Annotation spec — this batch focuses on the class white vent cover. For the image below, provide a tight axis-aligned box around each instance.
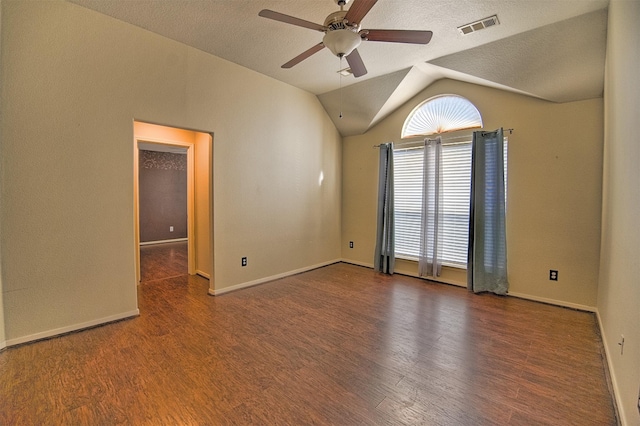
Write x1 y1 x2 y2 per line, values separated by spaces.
458 15 500 35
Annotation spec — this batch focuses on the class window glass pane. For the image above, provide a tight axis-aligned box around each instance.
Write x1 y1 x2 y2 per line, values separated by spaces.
393 148 423 258
393 143 473 266
441 142 472 266
394 140 507 269
504 137 508 207
394 104 508 271
402 95 483 138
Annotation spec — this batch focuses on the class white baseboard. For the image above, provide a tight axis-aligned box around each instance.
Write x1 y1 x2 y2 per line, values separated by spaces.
595 309 624 425
0 340 6 352
139 238 187 246
339 259 468 288
196 270 211 279
340 259 374 269
507 291 596 312
209 259 341 296
208 258 598 312
5 309 140 347
341 259 597 311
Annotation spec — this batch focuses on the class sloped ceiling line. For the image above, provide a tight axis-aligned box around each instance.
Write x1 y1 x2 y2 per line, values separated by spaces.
68 0 609 136
318 8 608 136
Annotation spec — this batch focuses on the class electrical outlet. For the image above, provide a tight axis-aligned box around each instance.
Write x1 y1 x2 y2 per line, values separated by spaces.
349 241 354 249
169 226 174 232
241 257 247 267
549 270 558 281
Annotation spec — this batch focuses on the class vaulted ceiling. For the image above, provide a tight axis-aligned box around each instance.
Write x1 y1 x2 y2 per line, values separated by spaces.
68 0 609 136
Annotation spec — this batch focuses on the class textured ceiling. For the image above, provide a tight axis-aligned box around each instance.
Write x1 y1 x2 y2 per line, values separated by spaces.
430 9 608 103
68 0 609 136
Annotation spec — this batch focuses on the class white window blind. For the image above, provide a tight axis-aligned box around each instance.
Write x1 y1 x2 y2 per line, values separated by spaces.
393 139 507 268
394 148 423 258
440 142 472 266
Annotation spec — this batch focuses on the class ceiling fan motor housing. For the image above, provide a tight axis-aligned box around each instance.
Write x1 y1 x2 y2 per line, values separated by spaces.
324 11 350 28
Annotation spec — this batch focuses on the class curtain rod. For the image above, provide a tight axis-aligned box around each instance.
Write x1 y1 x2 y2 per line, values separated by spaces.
373 128 514 148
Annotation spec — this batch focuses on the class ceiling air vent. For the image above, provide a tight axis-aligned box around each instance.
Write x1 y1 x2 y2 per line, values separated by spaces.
337 67 353 77
458 15 499 35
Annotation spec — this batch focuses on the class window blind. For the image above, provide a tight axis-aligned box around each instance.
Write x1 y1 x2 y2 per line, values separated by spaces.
440 142 472 266
393 148 423 258
393 139 507 269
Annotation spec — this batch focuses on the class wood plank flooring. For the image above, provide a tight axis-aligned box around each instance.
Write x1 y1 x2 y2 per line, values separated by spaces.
139 241 188 282
0 256 617 424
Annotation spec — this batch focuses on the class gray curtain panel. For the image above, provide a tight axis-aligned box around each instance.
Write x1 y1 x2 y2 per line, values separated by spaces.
374 143 395 274
468 129 509 294
418 137 443 278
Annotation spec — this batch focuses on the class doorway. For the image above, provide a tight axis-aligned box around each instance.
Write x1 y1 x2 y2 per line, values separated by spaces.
133 121 213 285
138 142 190 281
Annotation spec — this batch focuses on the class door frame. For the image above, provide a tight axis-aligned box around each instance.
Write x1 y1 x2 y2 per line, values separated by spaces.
134 138 196 282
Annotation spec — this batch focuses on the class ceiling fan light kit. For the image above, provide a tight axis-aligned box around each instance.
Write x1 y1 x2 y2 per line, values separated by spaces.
323 29 362 57
259 0 433 78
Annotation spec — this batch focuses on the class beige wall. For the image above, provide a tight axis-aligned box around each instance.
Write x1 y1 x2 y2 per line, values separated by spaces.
342 78 604 309
194 132 213 279
0 1 341 342
0 0 5 349
598 0 640 424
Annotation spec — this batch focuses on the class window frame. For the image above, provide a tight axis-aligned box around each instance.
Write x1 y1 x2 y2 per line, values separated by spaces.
401 94 483 139
393 133 508 270
393 135 474 269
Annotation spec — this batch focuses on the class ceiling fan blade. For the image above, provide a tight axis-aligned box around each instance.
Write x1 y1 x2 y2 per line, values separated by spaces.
282 43 325 69
362 29 433 44
344 0 379 25
346 48 367 77
259 9 326 32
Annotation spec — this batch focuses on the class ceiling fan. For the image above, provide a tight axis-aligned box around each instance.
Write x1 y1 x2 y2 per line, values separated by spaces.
258 0 433 78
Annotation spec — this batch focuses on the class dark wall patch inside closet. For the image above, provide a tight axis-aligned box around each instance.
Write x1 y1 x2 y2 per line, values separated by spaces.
139 150 187 242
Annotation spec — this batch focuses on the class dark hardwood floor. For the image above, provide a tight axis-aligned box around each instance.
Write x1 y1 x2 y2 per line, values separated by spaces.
139 241 188 282
0 255 616 424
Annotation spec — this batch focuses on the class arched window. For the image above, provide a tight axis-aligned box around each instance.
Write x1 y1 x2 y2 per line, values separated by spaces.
401 94 483 138
394 95 505 269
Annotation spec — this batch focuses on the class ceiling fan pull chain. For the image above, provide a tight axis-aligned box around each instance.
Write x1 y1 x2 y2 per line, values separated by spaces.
339 56 343 119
